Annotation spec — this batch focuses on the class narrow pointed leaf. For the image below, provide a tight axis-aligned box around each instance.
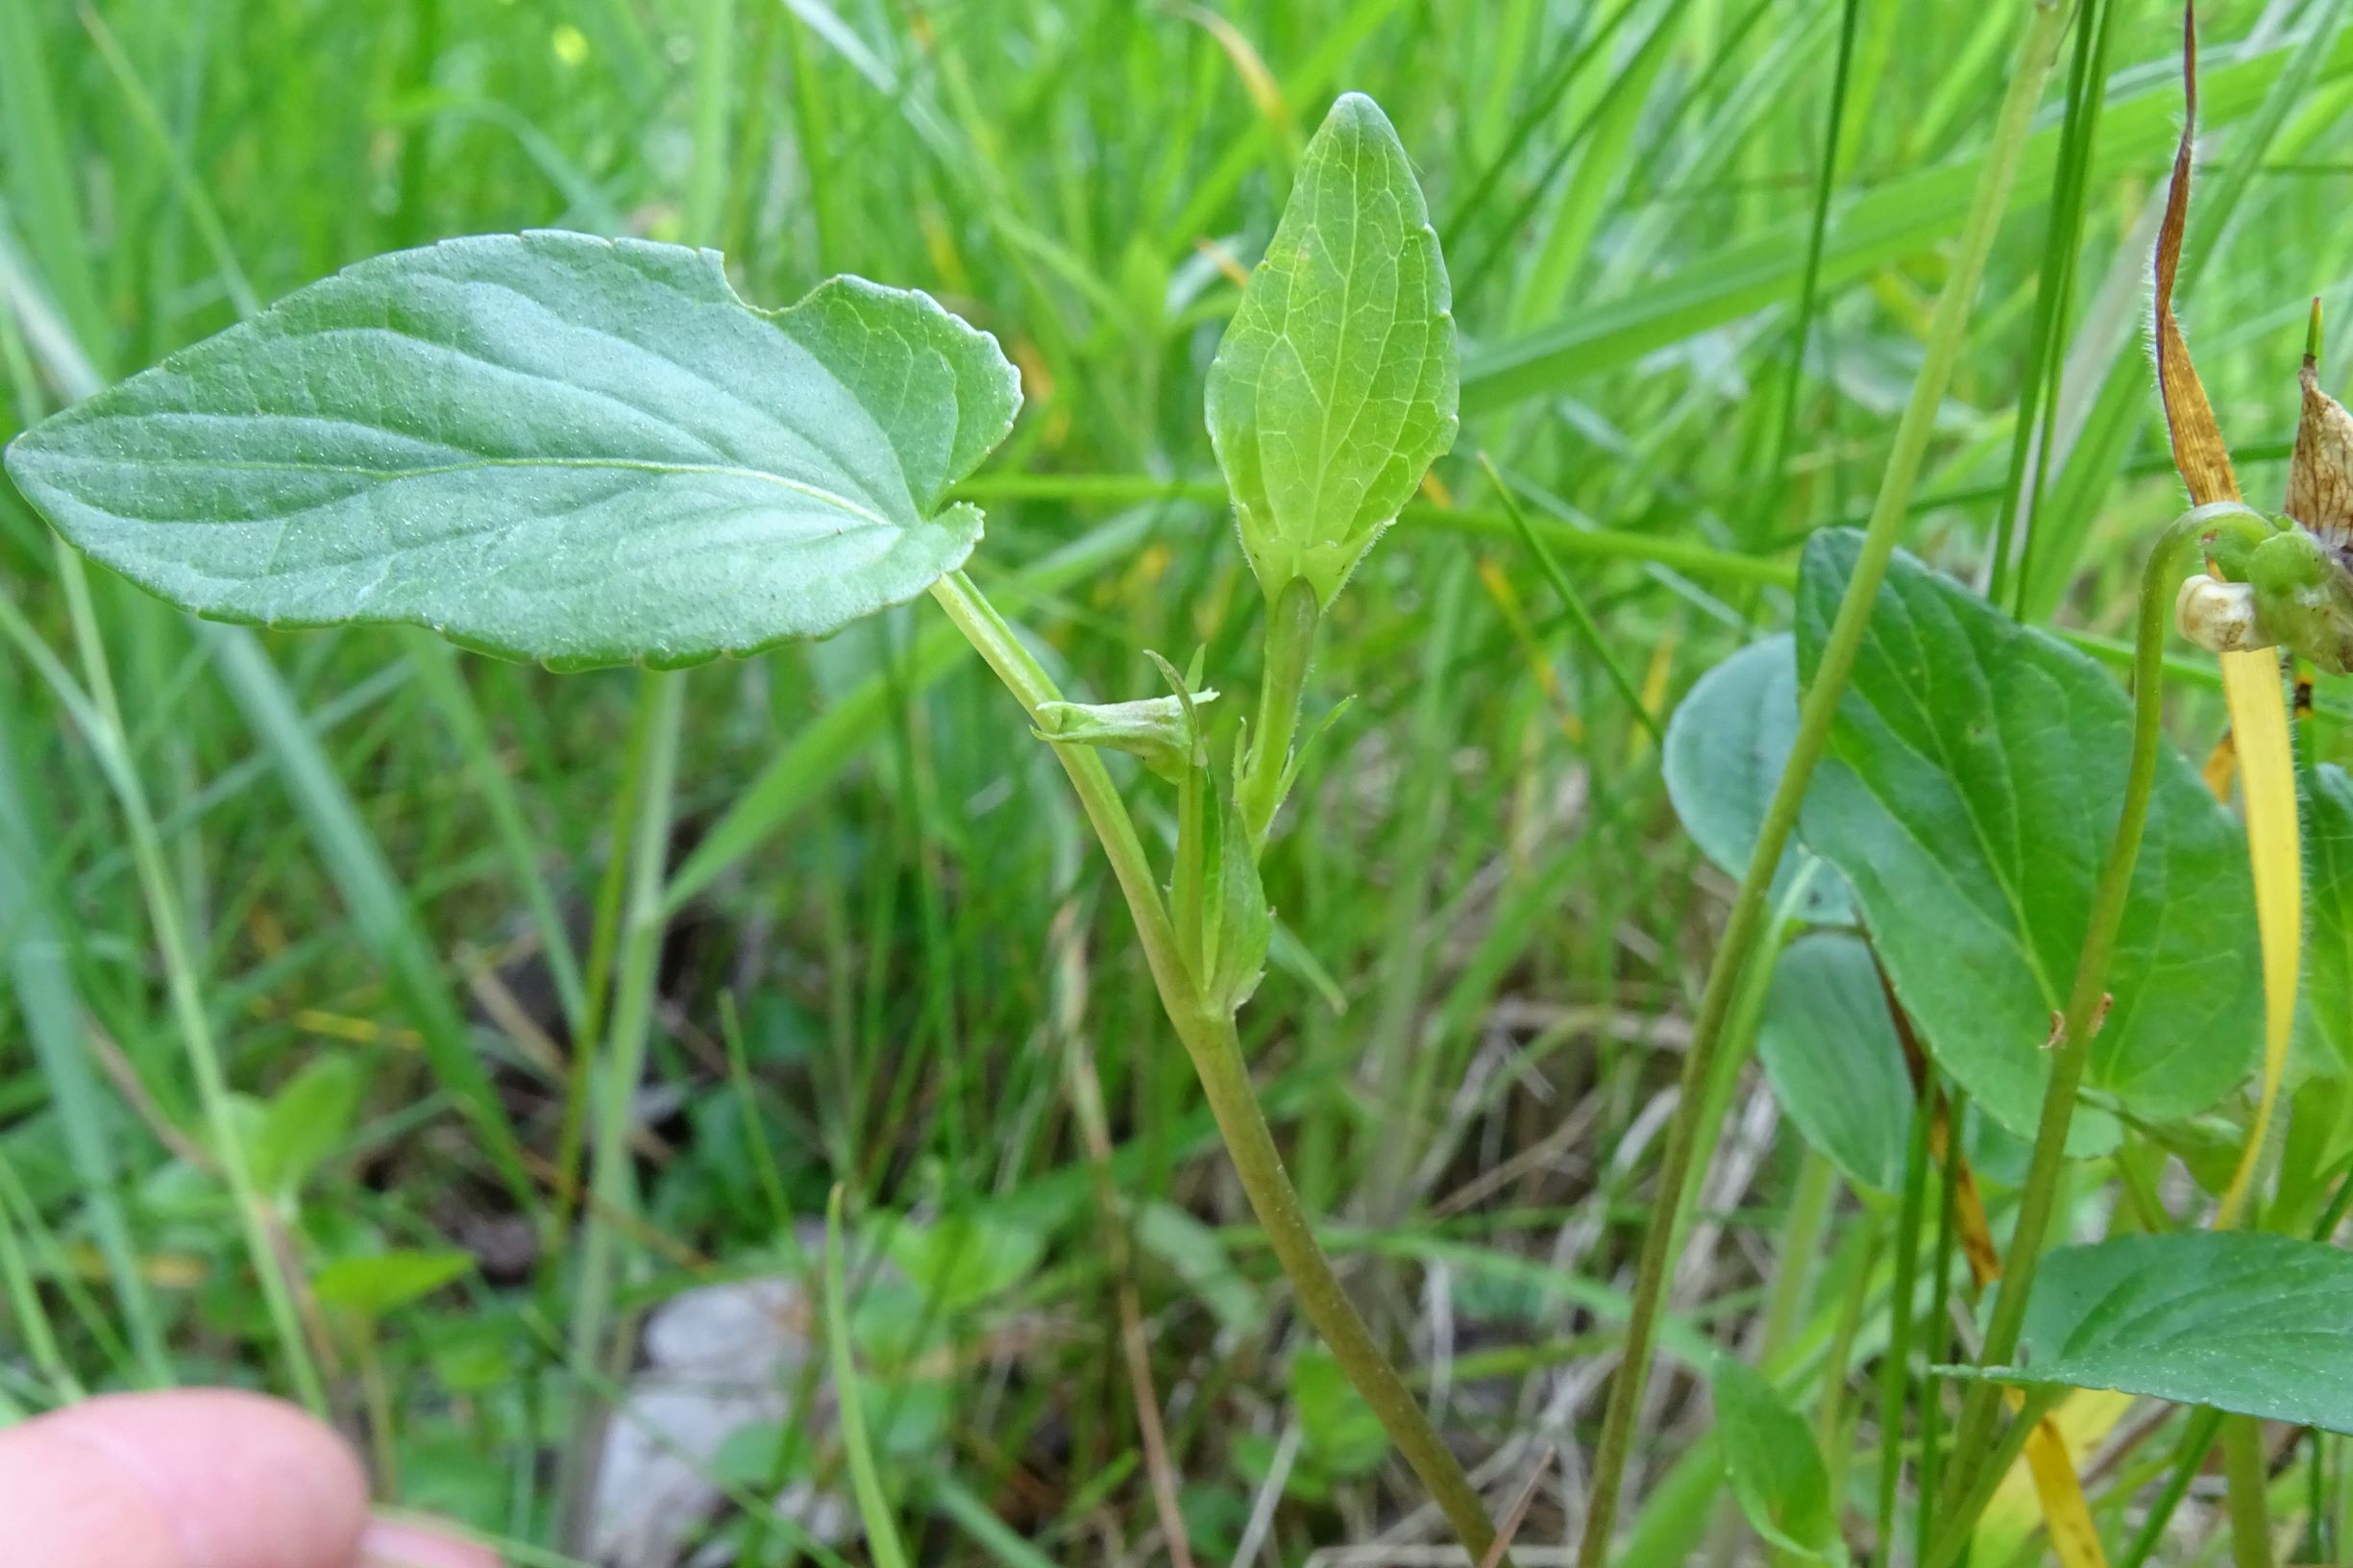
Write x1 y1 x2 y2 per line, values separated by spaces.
4 231 1019 669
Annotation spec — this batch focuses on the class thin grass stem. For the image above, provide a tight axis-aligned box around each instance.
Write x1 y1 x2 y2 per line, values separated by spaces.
1573 9 2072 1560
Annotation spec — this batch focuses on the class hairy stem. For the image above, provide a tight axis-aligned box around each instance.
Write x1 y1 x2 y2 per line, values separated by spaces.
2118 1407 2225 1568
929 571 1503 1561
1572 8 2071 1561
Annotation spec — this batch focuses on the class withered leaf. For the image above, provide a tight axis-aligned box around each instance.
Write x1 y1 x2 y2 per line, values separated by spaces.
2152 7 2241 510
2289 356 2353 560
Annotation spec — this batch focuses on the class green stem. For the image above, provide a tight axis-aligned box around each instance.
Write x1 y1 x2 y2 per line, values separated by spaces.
1758 1149 1836 1360
558 688 653 1227
1916 1089 1966 1562
1814 1229 1881 1507
1479 453 1663 747
1239 576 1320 847
1572 9 2071 1561
1875 1087 1934 1556
1921 1393 2059 1568
564 670 686 1460
927 572 1504 1563
2223 1415 2277 1568
2117 1407 2225 1568
825 1185 912 1568
409 636 588 1033
1938 510 2249 1515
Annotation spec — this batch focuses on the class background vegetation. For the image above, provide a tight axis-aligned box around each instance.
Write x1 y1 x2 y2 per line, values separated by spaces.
3 0 2348 1561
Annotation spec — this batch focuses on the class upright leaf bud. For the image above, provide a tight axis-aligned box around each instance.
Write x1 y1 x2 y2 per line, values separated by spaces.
1205 93 1458 609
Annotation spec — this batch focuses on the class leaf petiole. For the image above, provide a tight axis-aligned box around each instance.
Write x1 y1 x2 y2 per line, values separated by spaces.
1238 576 1320 849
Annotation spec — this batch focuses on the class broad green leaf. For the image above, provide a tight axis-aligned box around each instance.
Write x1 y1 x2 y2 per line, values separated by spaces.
1710 1355 1841 1561
1795 530 2259 1144
1949 1232 2353 1433
1755 933 1914 1193
249 1056 368 1202
1205 93 1458 608
312 1249 474 1319
1291 1347 1387 1479
1662 633 1853 926
4 231 1019 670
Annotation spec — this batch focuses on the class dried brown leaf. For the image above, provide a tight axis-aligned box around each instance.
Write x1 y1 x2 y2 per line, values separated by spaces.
2289 354 2353 556
2153 5 2241 508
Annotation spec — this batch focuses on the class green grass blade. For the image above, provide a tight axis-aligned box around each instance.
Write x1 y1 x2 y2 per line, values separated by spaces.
1461 23 2353 407
825 1185 912 1568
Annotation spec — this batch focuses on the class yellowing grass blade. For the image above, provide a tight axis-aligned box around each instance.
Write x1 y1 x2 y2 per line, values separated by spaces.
1978 1391 2133 1567
2022 1416 2109 1568
2216 646 2300 1227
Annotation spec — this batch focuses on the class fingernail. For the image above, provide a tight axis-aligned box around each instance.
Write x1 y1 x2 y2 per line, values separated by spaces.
359 1516 501 1568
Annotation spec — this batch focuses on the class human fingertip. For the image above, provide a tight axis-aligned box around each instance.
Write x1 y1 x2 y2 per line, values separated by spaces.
2 1388 371 1568
359 1516 503 1568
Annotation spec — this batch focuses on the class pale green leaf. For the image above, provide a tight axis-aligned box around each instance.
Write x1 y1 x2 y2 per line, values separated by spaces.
250 1056 368 1202
1206 93 1458 607
1662 633 1852 926
5 231 1019 670
1291 1347 1387 1478
1132 1202 1262 1335
1755 933 1914 1193
311 1249 474 1318
1949 1232 2353 1433
1795 530 2259 1144
1710 1355 1841 1561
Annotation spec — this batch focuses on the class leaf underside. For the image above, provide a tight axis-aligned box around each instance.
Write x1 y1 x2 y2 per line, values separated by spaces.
4 231 1021 669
